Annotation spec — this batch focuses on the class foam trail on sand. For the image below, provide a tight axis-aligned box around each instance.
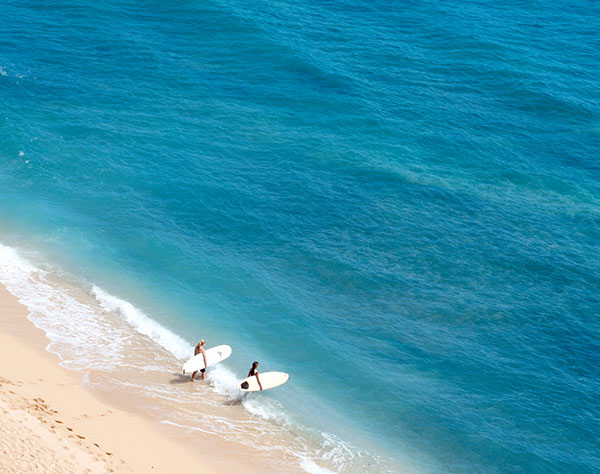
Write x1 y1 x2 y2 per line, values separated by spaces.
300 459 337 474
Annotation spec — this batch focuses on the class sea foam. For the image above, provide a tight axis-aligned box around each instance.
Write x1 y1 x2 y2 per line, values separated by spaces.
91 285 191 361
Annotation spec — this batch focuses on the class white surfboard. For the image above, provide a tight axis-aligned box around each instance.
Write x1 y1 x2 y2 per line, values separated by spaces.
182 345 232 374
239 371 289 392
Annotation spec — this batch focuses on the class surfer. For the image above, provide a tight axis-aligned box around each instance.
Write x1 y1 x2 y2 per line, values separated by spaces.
191 340 207 381
248 361 263 391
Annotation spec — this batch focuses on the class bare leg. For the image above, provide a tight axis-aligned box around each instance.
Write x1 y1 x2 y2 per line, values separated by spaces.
201 370 206 381
191 370 198 381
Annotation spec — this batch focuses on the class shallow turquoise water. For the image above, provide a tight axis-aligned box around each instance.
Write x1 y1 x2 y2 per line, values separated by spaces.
1 0 599 472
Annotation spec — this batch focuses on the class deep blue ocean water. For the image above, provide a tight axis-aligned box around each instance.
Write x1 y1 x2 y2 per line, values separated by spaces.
1 0 599 472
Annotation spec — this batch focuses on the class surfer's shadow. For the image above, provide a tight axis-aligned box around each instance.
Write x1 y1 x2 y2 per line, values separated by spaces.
169 373 191 384
222 397 244 406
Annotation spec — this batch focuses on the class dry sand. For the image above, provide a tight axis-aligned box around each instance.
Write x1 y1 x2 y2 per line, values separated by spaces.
0 283 235 474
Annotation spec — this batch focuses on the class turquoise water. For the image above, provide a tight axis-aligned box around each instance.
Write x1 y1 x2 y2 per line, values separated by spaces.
1 0 599 472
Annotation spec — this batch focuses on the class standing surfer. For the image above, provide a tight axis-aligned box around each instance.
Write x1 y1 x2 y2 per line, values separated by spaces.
191 340 207 381
248 361 263 391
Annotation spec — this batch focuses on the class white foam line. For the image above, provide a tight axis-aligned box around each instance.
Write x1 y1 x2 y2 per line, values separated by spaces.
160 419 217 435
91 285 191 360
299 458 338 474
0 243 40 280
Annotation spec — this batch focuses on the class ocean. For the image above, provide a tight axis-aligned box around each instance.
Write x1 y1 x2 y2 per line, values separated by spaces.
0 0 599 472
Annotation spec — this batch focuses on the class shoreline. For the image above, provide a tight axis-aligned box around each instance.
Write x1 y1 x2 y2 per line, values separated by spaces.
0 242 384 474
0 282 249 474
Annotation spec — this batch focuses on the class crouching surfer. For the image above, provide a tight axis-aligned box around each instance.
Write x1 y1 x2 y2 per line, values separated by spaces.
191 339 207 381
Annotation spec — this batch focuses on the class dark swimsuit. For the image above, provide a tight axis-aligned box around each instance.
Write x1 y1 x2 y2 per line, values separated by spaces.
195 348 206 373
241 367 257 389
